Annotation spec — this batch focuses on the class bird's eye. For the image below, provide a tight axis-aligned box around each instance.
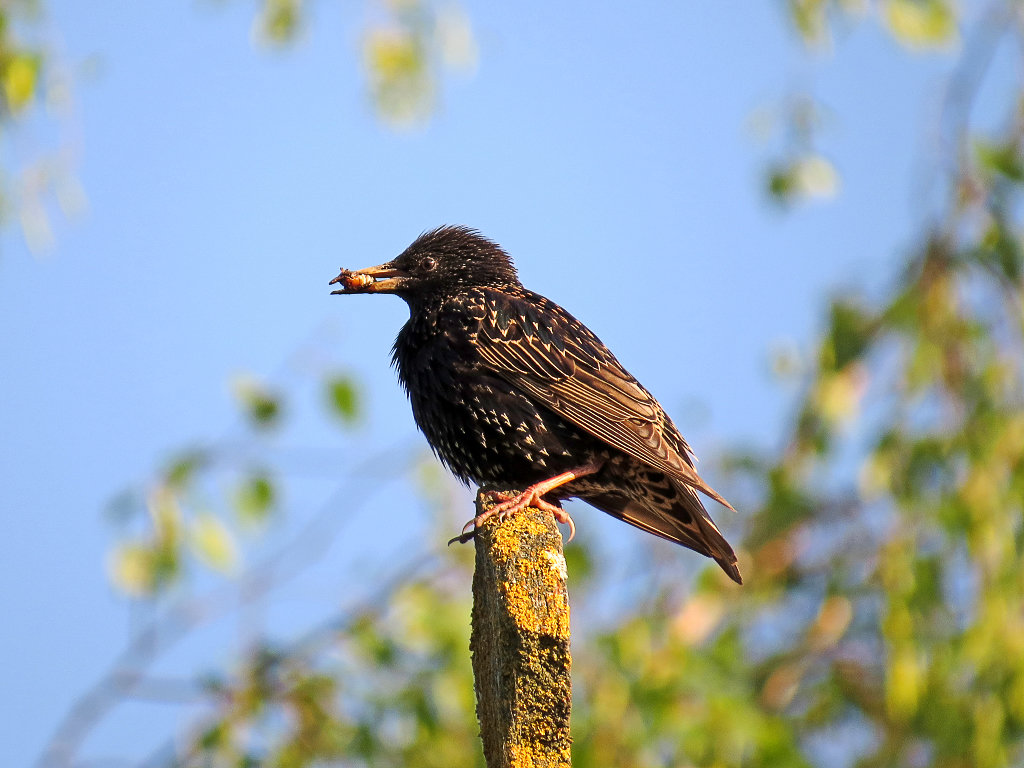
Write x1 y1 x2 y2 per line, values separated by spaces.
422 257 437 271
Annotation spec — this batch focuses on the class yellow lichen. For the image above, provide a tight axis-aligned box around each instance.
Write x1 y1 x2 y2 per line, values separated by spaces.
484 508 570 638
508 741 571 768
471 495 573 767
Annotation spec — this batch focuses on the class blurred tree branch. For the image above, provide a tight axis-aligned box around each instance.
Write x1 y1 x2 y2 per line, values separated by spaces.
36 437 423 768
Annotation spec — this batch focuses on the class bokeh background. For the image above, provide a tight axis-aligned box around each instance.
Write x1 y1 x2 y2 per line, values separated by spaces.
2 1 1022 766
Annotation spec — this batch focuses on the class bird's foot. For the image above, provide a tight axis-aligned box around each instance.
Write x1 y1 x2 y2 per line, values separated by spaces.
447 461 602 545
447 487 576 545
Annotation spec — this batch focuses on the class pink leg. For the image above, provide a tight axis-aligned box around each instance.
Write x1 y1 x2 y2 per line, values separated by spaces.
449 460 604 545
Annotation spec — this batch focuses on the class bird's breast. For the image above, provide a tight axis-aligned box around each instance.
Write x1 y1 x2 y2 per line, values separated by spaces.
392 303 592 487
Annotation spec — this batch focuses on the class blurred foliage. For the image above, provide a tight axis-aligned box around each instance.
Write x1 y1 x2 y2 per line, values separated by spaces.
249 0 476 126
0 1 45 120
180 580 482 768
768 152 841 206
253 0 303 44
0 0 84 253
107 462 254 595
101 371 365 598
783 0 958 49
234 470 277 525
232 374 284 430
767 0 961 206
108 485 186 596
882 0 959 49
361 0 476 126
326 371 362 425
41 2 1024 767
3 0 472 256
756 95 841 208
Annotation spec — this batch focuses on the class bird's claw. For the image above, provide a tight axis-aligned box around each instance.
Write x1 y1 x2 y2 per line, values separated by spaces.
555 508 576 543
446 506 501 546
447 529 477 546
447 490 576 545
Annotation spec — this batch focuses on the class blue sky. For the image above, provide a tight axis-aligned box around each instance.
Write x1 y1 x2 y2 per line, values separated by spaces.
0 1 977 764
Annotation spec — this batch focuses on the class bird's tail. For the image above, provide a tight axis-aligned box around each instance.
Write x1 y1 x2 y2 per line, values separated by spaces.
583 485 742 584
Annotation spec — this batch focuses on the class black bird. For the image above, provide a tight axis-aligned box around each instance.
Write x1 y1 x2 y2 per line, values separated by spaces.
330 226 741 583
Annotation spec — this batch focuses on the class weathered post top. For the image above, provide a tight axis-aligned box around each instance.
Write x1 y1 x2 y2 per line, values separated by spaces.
469 492 573 768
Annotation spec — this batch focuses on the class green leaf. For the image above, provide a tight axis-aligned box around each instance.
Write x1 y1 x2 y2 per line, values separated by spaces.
2 53 38 113
824 299 875 370
766 155 839 205
326 374 361 424
364 22 434 125
148 485 183 543
197 721 228 750
108 543 156 597
190 513 239 573
164 448 208 490
975 139 1024 183
767 165 796 202
788 0 828 45
978 219 1023 283
234 472 276 524
231 375 282 430
883 0 957 49
257 0 301 45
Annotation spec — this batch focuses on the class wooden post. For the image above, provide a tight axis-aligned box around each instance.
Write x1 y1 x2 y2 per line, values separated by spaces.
469 491 573 768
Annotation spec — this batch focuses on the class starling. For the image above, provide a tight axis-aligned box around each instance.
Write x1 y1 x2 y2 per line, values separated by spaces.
330 226 742 583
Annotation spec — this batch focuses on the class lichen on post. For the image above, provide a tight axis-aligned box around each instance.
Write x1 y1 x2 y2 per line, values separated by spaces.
469 490 573 768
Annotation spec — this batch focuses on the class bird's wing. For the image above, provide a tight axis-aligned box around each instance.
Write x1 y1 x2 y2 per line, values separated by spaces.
473 289 733 510
583 490 742 584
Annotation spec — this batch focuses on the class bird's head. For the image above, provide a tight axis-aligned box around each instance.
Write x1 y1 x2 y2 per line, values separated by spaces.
330 226 520 299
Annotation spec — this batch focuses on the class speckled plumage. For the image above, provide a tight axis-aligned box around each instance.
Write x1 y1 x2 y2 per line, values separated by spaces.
331 226 741 583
